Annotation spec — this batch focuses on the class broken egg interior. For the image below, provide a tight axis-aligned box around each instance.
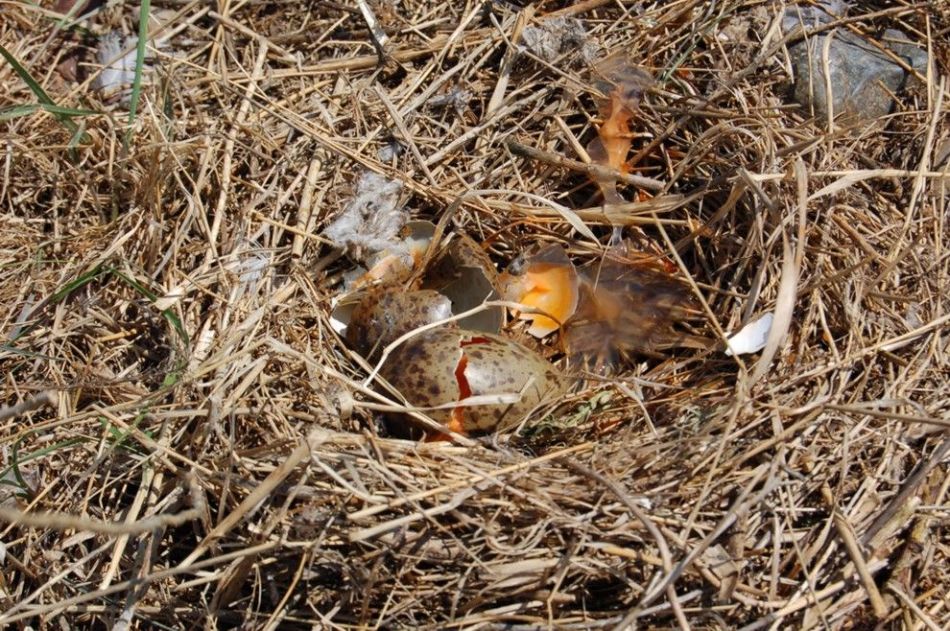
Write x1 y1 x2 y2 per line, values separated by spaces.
422 233 503 334
331 221 437 337
498 243 579 338
354 220 436 288
333 226 503 341
331 230 575 435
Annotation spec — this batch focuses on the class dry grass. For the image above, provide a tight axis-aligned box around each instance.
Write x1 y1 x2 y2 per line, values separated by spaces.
1 0 948 628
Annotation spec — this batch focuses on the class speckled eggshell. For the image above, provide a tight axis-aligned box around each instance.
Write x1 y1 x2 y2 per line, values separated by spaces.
443 234 498 285
380 328 568 433
347 289 454 359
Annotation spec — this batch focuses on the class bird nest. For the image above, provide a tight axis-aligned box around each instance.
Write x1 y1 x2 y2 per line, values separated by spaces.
0 1 948 628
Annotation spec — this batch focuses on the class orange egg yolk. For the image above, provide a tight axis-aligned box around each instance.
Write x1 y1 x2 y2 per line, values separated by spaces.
513 263 579 337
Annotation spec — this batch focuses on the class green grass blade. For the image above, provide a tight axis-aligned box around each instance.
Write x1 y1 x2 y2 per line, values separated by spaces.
0 344 56 360
0 44 57 107
4 436 87 496
98 411 153 455
0 104 39 121
111 268 191 348
0 43 88 141
42 103 100 117
0 103 100 122
5 265 105 345
124 0 151 150
48 265 106 304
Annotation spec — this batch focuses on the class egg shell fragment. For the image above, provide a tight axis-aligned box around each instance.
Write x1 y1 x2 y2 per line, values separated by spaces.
724 313 773 356
380 329 568 433
423 234 503 334
346 289 454 359
499 243 579 338
352 220 436 288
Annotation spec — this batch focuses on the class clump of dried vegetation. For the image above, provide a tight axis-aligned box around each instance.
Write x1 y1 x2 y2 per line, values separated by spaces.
0 1 948 628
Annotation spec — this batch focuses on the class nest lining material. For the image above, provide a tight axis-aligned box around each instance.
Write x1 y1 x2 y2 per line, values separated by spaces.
0 1 947 628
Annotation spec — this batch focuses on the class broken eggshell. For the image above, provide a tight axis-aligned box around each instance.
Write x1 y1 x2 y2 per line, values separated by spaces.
330 220 438 337
724 313 773 356
345 288 454 359
498 243 579 338
380 328 568 434
422 233 503 334
331 225 499 341
352 220 436 288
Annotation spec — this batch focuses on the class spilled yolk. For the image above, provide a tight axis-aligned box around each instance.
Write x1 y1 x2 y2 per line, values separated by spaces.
513 263 579 337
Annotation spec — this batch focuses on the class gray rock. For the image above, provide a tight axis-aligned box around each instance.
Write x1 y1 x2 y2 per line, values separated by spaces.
789 29 906 122
782 0 850 32
883 29 931 79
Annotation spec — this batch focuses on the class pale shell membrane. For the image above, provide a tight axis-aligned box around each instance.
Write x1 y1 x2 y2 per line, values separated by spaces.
423 233 503 334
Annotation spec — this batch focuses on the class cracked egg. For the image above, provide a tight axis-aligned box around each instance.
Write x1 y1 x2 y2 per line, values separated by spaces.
379 328 568 435
332 230 571 436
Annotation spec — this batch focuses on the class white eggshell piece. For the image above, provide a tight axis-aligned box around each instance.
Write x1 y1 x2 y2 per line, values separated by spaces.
724 313 774 356
330 297 356 335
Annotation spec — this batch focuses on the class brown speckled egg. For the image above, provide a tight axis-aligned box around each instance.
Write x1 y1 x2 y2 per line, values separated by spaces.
380 328 568 434
347 289 454 359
